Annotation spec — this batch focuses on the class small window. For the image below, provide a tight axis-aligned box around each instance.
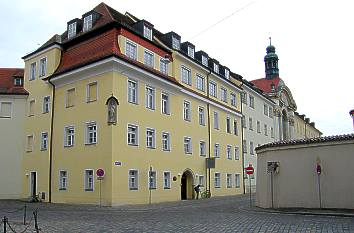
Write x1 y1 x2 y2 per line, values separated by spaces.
146 128 156 149
249 96 255 108
144 26 152 40
184 137 192 154
241 92 247 104
264 124 268 136
127 124 138 146
128 80 138 104
227 174 232 188
221 87 227 103
163 172 171 189
225 69 230 79
249 117 253 131
198 107 205 126
64 126 75 147
161 93 170 114
126 41 137 60
264 104 268 116
257 121 261 133
214 143 220 158
145 86 155 110
148 170 156 189
59 171 68 190
230 93 237 107
196 74 205 92
209 81 217 97
129 170 138 190
28 100 35 116
250 141 254 155
41 132 48 151
187 46 194 58
14 77 23 86
183 101 191 121
214 173 221 188
269 107 274 118
84 169 94 191
213 63 219 73
201 56 208 66
234 147 240 160
226 117 231 133
144 50 154 67
160 58 168 74
87 82 97 102
85 122 97 145
214 111 219 129
0 102 12 118
181 66 191 85
29 62 36 81
68 22 77 39
39 58 47 77
66 88 75 107
199 175 205 187
199 141 206 156
43 96 50 113
271 127 274 138
172 36 180 50
235 174 241 188
83 15 93 32
162 132 170 151
26 135 34 152
243 140 247 153
233 119 238 136
227 145 232 160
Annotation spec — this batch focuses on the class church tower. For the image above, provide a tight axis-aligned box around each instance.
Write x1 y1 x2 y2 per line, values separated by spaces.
264 38 279 79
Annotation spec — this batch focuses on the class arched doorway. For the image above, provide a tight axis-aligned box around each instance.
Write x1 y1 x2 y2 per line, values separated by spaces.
181 170 194 200
282 109 288 140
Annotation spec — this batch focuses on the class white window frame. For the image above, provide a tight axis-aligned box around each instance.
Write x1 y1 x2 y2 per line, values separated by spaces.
221 87 227 102
183 100 191 121
41 132 48 151
199 140 206 157
146 128 156 149
29 62 36 81
213 63 219 73
230 93 237 107
42 96 50 113
225 69 230 79
214 172 221 188
68 22 77 39
184 137 192 154
127 79 138 104
199 175 205 187
125 40 137 60
209 81 217 97
59 170 68 190
198 106 205 126
84 169 94 191
144 50 154 68
39 57 47 77
235 174 241 188
226 117 231 133
0 102 12 118
162 132 171 151
145 86 155 110
227 145 232 160
86 81 98 103
233 119 238 135
264 104 268 116
172 36 180 50
249 95 255 108
161 92 170 115
241 92 247 104
196 74 205 92
64 126 75 147
129 169 139 190
160 58 168 74
163 171 171 189
234 146 240 160
144 25 152 40
187 46 194 58
148 170 157 189
83 14 93 32
127 124 139 146
85 121 97 145
214 143 220 158
201 56 208 66
181 66 191 85
227 174 232 188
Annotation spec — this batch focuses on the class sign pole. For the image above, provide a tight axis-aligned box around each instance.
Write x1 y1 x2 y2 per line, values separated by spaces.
99 179 102 207
271 171 274 208
249 174 252 207
318 174 321 209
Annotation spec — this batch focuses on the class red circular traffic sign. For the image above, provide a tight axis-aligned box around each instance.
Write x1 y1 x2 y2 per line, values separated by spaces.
96 168 105 177
245 166 254 175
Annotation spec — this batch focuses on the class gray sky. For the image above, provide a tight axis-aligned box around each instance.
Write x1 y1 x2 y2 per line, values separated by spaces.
1 0 353 136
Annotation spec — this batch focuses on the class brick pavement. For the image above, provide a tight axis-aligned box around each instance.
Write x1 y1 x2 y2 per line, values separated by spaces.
1 195 354 232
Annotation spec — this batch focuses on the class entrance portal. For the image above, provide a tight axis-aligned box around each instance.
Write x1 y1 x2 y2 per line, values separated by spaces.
30 172 37 197
181 170 194 200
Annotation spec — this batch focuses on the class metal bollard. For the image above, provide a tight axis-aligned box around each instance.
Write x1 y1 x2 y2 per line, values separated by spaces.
23 205 27 225
3 216 7 233
33 210 39 233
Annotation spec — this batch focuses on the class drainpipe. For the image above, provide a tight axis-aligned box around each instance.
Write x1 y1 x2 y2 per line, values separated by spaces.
206 68 212 196
239 83 246 194
47 77 55 203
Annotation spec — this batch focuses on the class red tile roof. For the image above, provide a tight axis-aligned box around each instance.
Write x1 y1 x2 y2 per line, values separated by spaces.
250 77 281 93
0 68 28 95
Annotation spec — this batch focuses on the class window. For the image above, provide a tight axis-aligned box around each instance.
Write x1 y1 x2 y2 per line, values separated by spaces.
29 62 36 81
233 120 238 135
161 93 169 114
184 137 192 154
214 143 220 158
202 56 208 66
148 170 156 189
41 132 48 151
181 66 191 85
230 93 237 107
198 107 205 125
241 116 246 128
209 81 217 97
144 26 152 40
264 104 268 116
86 122 97 144
39 58 47 77
59 171 67 190
14 77 23 86
68 22 77 39
225 69 230 79
28 100 35 116
83 14 93 32
243 140 247 153
145 86 155 110
26 135 34 152
129 170 138 190
187 46 194 58
172 36 180 50
257 121 261 133
221 87 227 102
196 74 205 92
226 117 231 133
163 172 171 189
144 50 154 67
249 96 255 108
87 82 97 102
241 92 247 104
183 101 191 121
214 111 219 129
128 80 138 104
235 147 240 160
160 58 168 74
199 175 205 187
146 128 156 149
264 124 268 136
213 63 219 73
64 126 75 147
249 117 253 131
0 102 12 118
227 174 232 188
66 88 75 107
269 107 273 118
127 124 138 146
43 96 50 113
235 174 241 188
227 145 232 160
250 141 254 155
271 127 274 138
84 169 94 191
214 173 221 188
200 141 206 156
126 41 137 60
162 132 170 151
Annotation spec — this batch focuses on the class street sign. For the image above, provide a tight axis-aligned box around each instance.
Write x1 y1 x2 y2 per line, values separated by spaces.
114 161 122 166
316 164 321 175
96 168 105 178
245 166 254 175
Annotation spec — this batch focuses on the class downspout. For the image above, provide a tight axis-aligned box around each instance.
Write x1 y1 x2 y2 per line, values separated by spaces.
47 77 55 203
240 83 245 194
206 68 212 196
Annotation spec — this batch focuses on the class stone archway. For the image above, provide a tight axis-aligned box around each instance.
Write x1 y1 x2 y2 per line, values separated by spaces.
181 169 194 200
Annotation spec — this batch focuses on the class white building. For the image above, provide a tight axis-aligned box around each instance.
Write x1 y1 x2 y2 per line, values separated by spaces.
0 68 28 199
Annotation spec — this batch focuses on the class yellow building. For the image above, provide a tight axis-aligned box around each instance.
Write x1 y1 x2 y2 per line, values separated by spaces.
22 3 244 205
294 112 322 139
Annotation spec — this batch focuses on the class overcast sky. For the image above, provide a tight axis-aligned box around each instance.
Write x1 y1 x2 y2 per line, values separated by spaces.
1 0 353 136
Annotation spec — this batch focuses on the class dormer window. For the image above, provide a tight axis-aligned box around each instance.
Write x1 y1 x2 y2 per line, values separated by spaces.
225 69 230 79
68 22 77 39
187 46 194 58
202 56 208 66
214 63 219 73
144 25 152 40
172 36 180 50
14 77 23 86
83 14 93 32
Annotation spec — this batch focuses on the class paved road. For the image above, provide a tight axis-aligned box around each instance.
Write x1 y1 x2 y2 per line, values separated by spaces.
1 195 354 233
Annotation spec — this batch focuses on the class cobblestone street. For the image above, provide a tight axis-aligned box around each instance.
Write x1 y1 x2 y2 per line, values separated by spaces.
1 195 354 233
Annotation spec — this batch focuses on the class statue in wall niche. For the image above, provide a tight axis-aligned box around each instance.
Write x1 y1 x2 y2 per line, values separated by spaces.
106 96 119 125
